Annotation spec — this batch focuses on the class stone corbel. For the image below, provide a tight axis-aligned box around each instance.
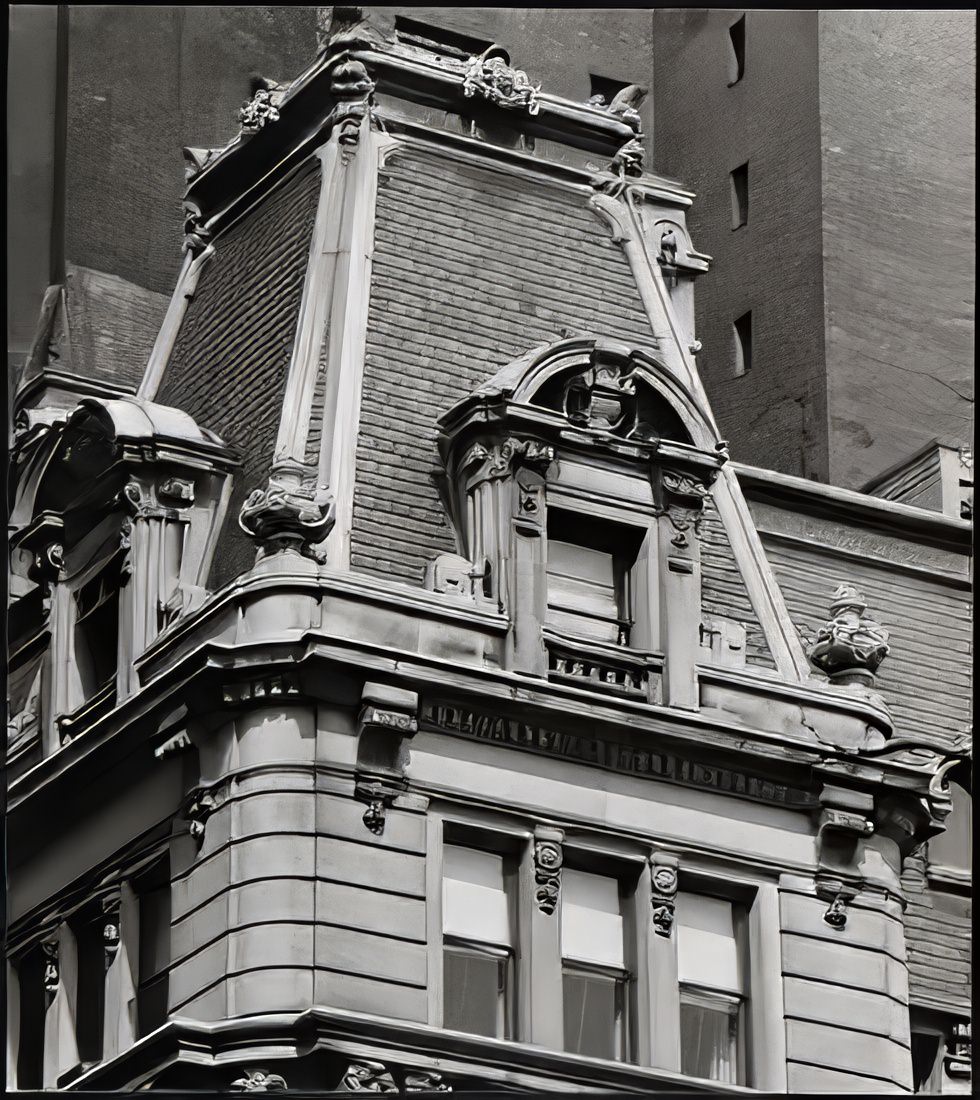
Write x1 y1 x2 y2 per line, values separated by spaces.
354 683 420 835
533 826 564 915
239 476 336 562
649 852 679 937
814 784 875 926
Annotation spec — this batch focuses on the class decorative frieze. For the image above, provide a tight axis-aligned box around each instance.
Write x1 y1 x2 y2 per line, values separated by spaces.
239 478 336 561
533 827 564 915
649 853 679 937
807 584 890 686
230 1068 288 1092
462 46 540 115
221 673 301 705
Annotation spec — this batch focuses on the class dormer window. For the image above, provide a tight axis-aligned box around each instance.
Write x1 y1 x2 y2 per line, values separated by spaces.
72 555 122 704
546 508 641 646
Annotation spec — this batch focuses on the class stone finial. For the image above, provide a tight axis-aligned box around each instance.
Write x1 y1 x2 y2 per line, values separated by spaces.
462 46 541 115
239 478 335 561
807 584 890 686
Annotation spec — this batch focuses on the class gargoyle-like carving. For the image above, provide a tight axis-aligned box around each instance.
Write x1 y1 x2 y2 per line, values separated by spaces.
182 205 213 255
823 892 850 929
362 798 387 835
487 438 555 479
230 1068 288 1092
239 78 284 134
462 46 540 115
328 57 376 154
186 789 218 847
649 856 679 937
652 467 714 547
659 227 678 267
611 136 644 178
340 1061 398 1093
534 838 563 914
564 356 637 434
42 940 59 1002
239 479 336 561
590 84 647 129
808 584 890 686
404 1071 452 1092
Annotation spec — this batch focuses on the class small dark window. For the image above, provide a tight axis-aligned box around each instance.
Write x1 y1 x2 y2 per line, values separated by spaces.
73 559 122 701
394 16 492 61
72 910 107 1064
911 1031 943 1093
733 312 753 377
135 862 171 1038
730 163 748 228
589 74 634 108
728 15 746 85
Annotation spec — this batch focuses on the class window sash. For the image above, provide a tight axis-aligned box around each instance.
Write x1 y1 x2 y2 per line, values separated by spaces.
562 963 629 1061
443 939 512 1040
680 985 742 1084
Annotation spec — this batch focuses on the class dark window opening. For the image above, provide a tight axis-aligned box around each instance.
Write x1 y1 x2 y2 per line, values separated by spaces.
16 948 46 1089
135 861 171 1038
733 312 753 377
71 909 106 1065
911 1031 943 1093
546 509 644 646
730 162 748 228
394 16 493 61
589 74 634 108
73 559 122 701
728 15 746 85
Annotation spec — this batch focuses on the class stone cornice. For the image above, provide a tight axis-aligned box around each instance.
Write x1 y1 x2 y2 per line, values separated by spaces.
734 462 972 551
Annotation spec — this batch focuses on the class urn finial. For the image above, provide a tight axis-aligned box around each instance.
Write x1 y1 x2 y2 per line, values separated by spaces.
808 584 890 687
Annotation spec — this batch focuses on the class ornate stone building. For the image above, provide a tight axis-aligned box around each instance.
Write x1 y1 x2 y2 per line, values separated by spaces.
6 11 972 1095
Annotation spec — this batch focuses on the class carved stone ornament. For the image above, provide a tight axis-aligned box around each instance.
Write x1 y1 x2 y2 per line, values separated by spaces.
611 136 645 178
42 940 59 1003
653 467 714 547
808 584 890 685
659 226 678 267
186 789 218 847
28 541 64 590
945 1021 972 1079
649 857 679 937
404 1071 452 1092
564 356 638 434
462 46 541 115
486 437 555 480
328 57 376 154
533 839 563 915
589 83 647 130
823 892 850 929
230 1068 288 1092
238 79 284 134
239 478 336 561
103 895 121 971
362 798 387 836
340 1061 398 1093
159 476 195 505
182 205 212 255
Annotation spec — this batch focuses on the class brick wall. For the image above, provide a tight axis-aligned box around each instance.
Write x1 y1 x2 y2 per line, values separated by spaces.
351 147 658 584
157 157 321 589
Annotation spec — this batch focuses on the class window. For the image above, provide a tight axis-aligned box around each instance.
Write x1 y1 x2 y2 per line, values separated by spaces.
135 863 171 1037
928 782 972 885
394 16 492 61
911 1030 944 1093
561 869 630 1061
546 510 642 646
589 74 634 108
730 163 748 228
727 15 746 85
15 947 46 1089
677 893 745 1084
442 845 515 1039
733 311 752 377
73 558 122 701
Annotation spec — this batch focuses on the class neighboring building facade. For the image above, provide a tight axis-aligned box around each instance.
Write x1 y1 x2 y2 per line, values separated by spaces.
6 8 973 1096
651 9 975 488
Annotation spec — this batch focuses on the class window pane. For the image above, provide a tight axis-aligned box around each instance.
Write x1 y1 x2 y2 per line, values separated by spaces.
681 996 738 1083
561 869 624 968
442 846 511 945
929 784 972 875
563 969 623 1060
443 947 507 1038
677 893 740 992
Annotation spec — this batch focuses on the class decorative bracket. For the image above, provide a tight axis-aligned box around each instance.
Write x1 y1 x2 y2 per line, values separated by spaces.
533 826 564 915
239 477 336 561
354 683 420 836
649 852 679 937
326 56 377 160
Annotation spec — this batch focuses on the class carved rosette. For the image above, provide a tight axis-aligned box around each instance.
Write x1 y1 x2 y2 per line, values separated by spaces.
533 839 563 915
649 855 679 937
462 46 540 115
807 584 890 686
230 1068 288 1092
340 1061 398 1093
239 478 336 561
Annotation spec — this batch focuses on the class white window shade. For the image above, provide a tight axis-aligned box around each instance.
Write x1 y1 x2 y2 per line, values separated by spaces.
442 846 512 946
561 868 624 968
677 893 741 993
547 539 620 643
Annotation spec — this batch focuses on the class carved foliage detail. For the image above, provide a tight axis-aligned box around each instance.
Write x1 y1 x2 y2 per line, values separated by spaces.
652 466 715 547
462 46 540 115
239 479 336 561
487 437 555 480
649 858 679 937
534 839 563 914
239 79 285 133
808 584 890 683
